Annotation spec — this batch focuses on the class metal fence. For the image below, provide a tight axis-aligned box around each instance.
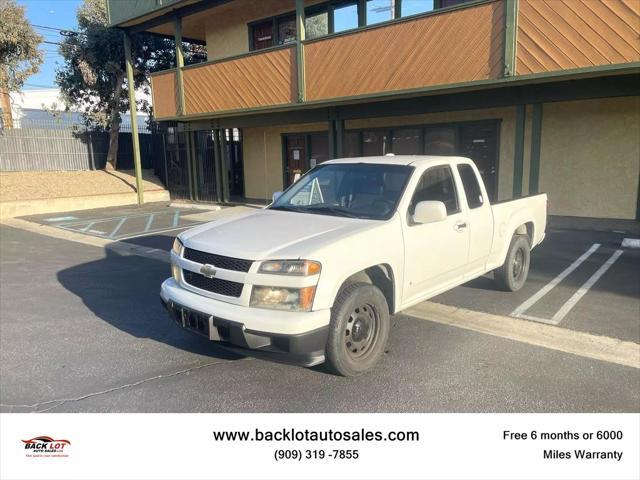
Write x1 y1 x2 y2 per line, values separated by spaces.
0 119 160 172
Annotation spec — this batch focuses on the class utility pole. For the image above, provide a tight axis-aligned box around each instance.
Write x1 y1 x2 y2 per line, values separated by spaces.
123 31 144 205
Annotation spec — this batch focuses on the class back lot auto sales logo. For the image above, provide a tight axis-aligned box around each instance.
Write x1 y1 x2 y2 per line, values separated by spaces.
22 436 71 458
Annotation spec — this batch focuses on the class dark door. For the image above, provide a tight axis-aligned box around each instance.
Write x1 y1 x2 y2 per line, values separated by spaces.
193 130 217 202
285 135 307 186
252 20 273 50
459 122 499 200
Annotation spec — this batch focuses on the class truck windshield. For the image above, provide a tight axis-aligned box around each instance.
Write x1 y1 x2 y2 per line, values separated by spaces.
270 163 413 220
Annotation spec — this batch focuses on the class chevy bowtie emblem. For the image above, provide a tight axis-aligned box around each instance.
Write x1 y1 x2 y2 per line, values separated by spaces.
200 264 217 278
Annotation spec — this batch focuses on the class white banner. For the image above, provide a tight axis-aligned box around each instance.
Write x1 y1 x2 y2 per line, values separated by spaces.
1 413 638 479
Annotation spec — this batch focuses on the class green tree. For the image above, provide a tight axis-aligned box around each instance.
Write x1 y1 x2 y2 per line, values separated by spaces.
0 0 44 127
56 0 204 169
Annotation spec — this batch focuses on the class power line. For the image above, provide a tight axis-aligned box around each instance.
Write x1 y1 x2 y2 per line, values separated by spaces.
32 24 79 34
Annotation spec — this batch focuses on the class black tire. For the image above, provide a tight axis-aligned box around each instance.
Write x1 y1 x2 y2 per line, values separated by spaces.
494 235 530 292
325 282 390 377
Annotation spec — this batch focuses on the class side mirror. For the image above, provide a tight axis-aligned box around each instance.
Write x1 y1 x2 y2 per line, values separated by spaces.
413 201 447 224
272 191 283 203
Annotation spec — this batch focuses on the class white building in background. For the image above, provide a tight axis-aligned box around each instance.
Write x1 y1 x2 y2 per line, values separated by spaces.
8 88 150 131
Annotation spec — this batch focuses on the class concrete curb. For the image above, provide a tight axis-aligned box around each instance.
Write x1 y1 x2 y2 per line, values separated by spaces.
1 217 169 263
0 190 170 219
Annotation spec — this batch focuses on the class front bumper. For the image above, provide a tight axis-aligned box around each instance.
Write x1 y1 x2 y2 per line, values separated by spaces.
160 278 330 366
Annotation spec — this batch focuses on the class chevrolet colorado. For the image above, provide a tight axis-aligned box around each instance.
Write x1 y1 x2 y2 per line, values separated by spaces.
161 156 547 376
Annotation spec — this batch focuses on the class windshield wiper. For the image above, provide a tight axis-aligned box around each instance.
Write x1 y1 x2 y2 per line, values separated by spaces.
304 206 360 218
270 205 303 213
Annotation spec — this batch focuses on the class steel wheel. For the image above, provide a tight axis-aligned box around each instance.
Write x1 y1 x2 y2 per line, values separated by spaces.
344 303 379 360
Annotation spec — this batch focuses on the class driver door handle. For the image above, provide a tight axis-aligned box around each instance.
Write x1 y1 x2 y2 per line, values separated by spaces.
454 221 468 232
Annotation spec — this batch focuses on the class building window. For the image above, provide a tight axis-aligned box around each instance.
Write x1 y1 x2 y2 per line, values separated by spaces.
251 20 274 50
391 128 422 154
366 0 395 25
250 0 477 51
309 133 330 168
277 15 296 45
344 131 362 157
362 130 391 156
424 127 456 155
401 0 435 16
333 1 359 32
305 10 329 39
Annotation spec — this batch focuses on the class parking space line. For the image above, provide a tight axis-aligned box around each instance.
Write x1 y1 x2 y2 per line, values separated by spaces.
172 211 180 227
80 221 95 232
515 313 558 325
551 249 624 323
115 225 196 241
511 243 600 318
143 214 155 233
109 217 127 238
408 302 640 369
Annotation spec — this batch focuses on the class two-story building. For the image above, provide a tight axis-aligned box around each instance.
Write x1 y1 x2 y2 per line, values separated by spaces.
109 0 640 220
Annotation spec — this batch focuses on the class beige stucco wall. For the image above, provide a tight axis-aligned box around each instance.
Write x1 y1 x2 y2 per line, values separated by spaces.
345 107 518 201
243 122 327 200
539 97 640 219
242 107 518 201
204 0 324 60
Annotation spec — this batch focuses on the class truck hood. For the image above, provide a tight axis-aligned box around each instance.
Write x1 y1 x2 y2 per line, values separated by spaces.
180 208 378 260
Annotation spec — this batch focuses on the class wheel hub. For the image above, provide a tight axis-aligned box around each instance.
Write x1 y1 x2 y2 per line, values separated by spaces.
351 318 369 342
344 304 379 359
512 248 524 279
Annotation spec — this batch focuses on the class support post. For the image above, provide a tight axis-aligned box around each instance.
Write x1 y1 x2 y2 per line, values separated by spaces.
174 16 186 116
220 129 230 203
328 120 336 160
528 103 543 195
213 129 224 203
186 128 198 201
503 0 519 77
513 104 526 198
123 31 144 205
295 0 306 102
335 118 344 158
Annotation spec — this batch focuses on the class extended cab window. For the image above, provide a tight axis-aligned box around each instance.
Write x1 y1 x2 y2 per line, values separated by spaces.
457 164 484 209
409 165 459 215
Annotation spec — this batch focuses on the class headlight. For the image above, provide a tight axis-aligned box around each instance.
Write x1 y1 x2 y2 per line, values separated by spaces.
171 238 183 281
171 237 184 256
171 263 181 282
250 285 316 312
258 260 321 276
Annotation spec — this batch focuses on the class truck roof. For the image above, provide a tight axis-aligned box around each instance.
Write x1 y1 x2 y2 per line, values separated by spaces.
324 154 472 167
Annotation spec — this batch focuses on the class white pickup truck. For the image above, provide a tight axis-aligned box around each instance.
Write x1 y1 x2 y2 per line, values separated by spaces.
161 156 546 376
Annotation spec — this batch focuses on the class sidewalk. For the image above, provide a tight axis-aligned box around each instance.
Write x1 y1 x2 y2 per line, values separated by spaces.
549 215 640 236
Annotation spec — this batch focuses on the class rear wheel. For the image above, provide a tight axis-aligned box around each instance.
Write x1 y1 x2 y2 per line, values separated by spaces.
494 235 530 292
325 283 390 377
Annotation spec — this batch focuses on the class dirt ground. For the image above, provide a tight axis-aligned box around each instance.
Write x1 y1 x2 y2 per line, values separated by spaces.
0 169 165 202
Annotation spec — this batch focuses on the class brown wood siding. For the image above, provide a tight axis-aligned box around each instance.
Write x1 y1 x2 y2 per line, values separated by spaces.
517 0 640 75
151 71 178 119
183 47 296 115
304 1 504 101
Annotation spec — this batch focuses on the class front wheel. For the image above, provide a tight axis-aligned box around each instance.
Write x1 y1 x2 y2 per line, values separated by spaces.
325 283 390 377
494 234 530 292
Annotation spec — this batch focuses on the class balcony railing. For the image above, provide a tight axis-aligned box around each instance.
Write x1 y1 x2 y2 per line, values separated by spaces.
149 0 639 120
304 0 504 101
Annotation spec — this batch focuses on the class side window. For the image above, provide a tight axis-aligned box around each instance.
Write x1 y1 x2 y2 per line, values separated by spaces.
410 166 459 216
457 164 484 209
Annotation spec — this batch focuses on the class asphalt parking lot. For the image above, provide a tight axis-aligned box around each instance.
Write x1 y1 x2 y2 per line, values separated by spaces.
1 204 638 412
